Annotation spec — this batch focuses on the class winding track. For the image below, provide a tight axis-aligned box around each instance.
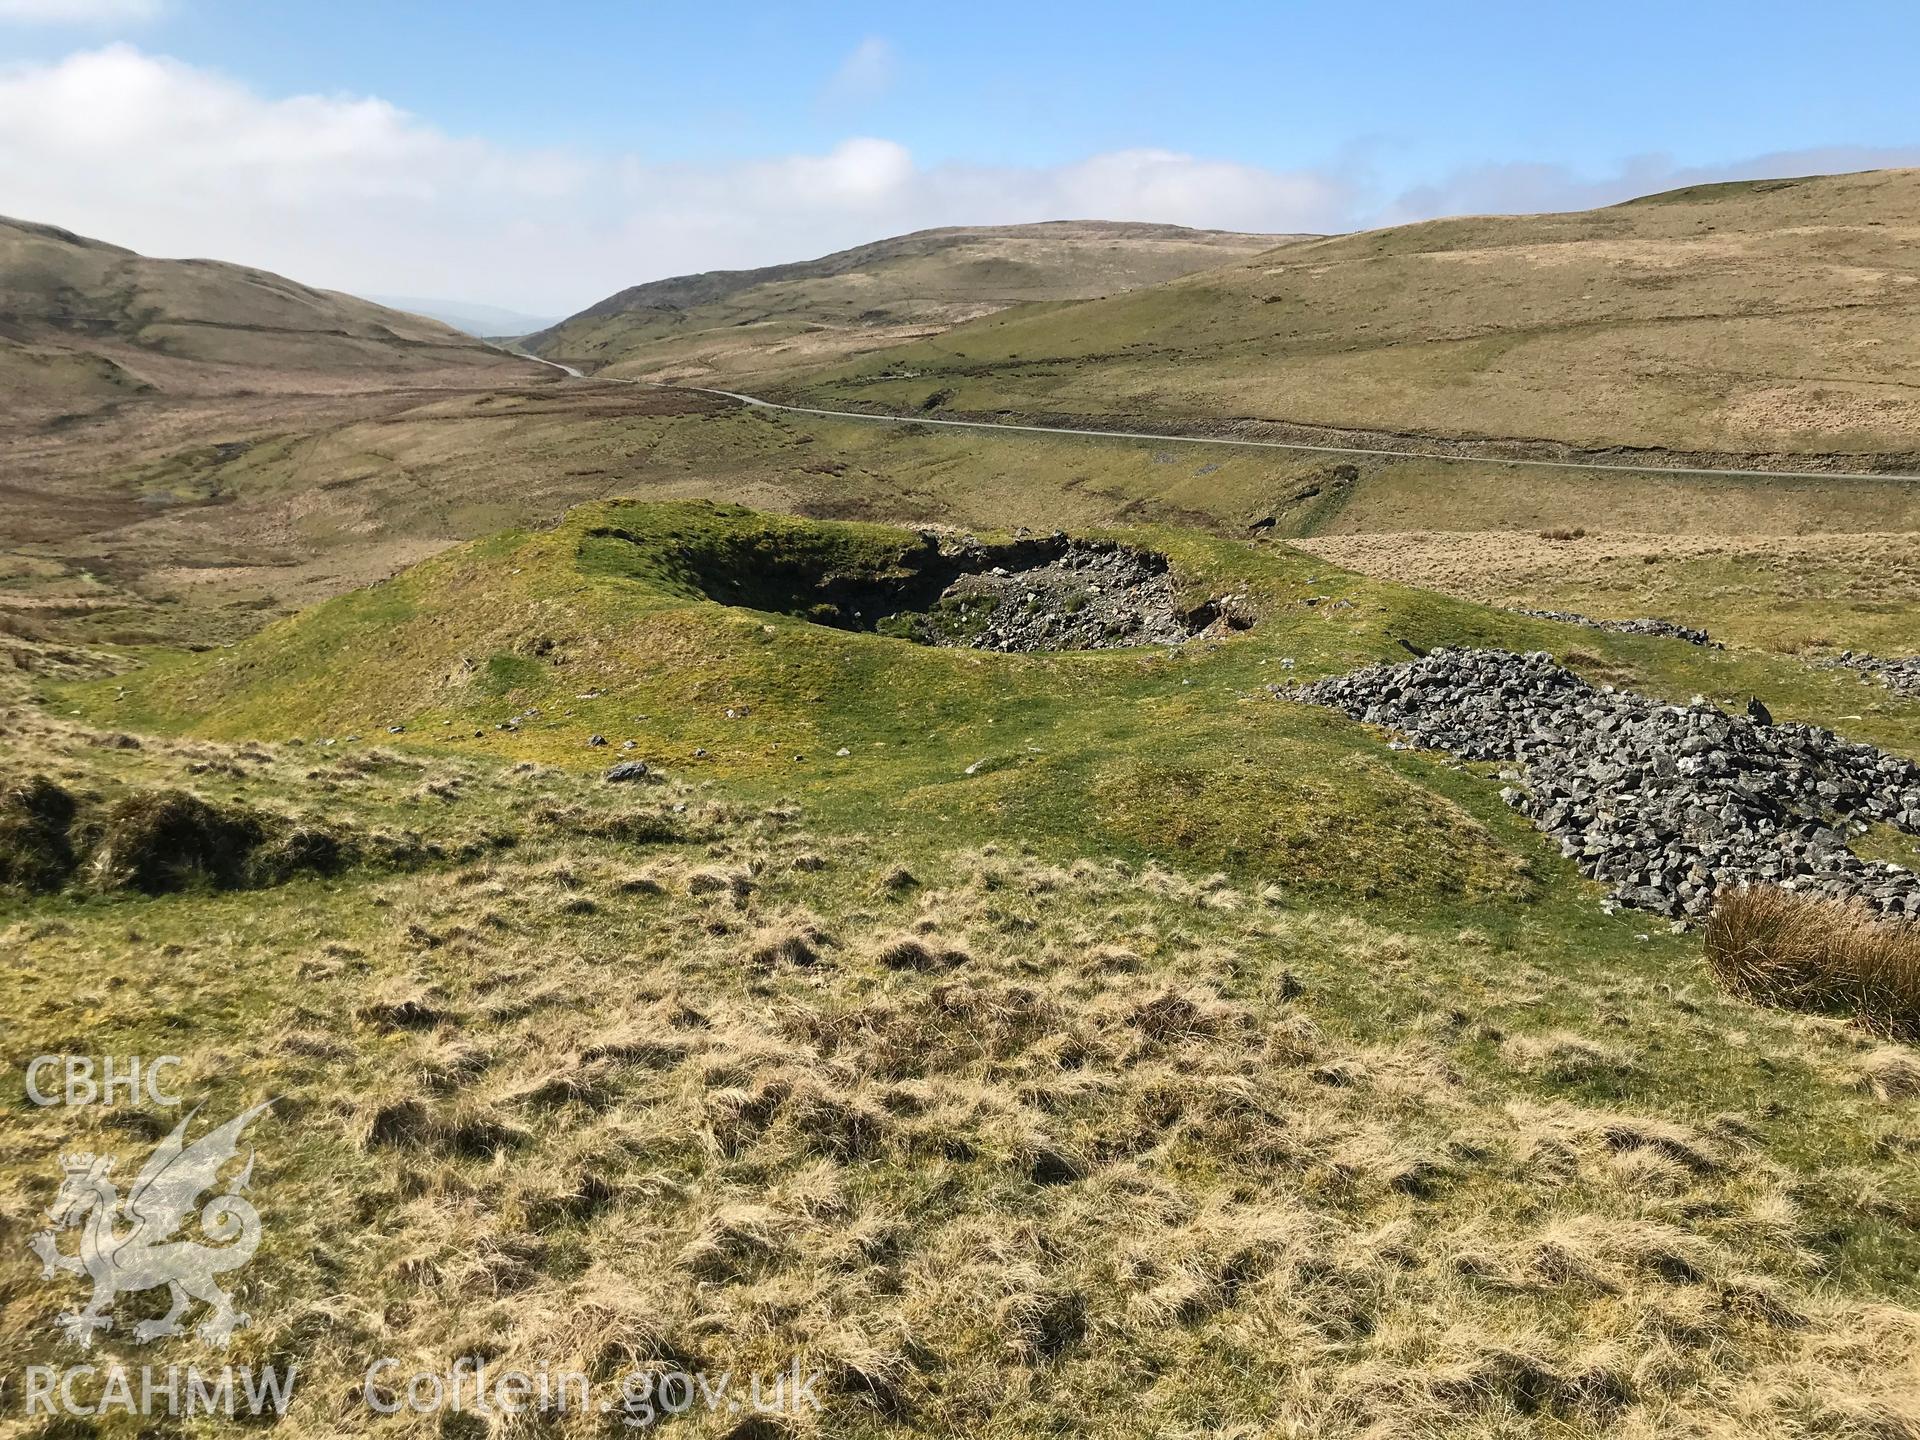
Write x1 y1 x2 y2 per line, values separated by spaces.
508 352 1920 486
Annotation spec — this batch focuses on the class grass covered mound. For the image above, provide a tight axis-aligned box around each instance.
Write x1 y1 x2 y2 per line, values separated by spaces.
3 701 1919 1438
73 501 1920 911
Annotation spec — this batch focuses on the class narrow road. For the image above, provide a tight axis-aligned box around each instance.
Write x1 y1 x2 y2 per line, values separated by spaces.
508 351 1920 486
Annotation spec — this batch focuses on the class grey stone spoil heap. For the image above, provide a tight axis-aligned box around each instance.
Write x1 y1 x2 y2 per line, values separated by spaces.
1288 648 1920 920
938 541 1206 652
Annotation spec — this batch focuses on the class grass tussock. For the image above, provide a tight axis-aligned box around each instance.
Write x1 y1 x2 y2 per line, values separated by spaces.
1857 1046 1920 1103
0 774 76 891
1706 886 1920 1040
7 690 1920 1437
1501 1029 1638 1083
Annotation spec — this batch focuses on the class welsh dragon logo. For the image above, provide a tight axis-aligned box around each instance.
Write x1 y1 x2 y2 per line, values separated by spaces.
29 1101 273 1348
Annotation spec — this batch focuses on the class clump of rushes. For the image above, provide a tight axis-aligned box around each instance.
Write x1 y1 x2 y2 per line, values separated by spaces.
0 774 77 891
1705 886 1920 1039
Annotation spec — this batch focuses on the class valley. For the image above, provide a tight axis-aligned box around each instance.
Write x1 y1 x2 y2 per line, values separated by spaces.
4 164 1920 1439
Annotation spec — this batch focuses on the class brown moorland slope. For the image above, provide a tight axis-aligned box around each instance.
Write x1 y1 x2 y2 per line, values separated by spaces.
525 220 1310 384
786 169 1920 458
0 214 526 420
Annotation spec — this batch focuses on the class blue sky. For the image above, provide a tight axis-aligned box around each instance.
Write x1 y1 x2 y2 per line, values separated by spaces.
2 0 1916 312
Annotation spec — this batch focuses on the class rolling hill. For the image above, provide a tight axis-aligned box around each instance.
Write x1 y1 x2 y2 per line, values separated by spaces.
15 497 1915 1436
523 220 1308 384
0 215 527 419
784 169 1920 458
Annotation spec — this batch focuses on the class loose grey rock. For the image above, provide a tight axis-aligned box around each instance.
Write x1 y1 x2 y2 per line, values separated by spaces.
1512 608 1718 647
603 761 651 783
886 535 1246 653
1287 648 1920 922
1825 650 1920 699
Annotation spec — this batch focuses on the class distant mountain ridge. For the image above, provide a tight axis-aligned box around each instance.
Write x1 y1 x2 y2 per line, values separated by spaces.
524 219 1312 384
369 295 565 339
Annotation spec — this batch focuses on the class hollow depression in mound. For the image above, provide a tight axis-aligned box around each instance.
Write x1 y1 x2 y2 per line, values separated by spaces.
613 525 1249 652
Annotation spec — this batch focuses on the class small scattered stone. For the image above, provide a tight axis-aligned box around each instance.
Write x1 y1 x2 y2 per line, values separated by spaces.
1825 651 1920 699
1512 607 1718 647
603 761 651 783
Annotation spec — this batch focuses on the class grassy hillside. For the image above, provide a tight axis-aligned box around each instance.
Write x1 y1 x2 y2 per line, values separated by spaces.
1294 529 1920 658
82 500 1920 871
524 221 1307 385
11 502 1920 1436
785 169 1920 458
0 215 525 419
13 375 1918 660
10 184 1920 677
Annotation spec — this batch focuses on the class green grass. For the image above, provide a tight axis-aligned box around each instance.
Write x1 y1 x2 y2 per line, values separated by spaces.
775 168 1920 457
5 678 1918 1438
68 500 1920 904
9 498 1920 1435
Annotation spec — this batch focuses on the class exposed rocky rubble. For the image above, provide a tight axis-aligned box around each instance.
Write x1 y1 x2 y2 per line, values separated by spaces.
1511 608 1718 647
1286 648 1920 920
671 521 1250 653
1826 651 1920 700
913 538 1239 652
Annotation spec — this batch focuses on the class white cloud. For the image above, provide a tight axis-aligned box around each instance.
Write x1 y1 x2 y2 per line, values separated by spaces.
0 46 1355 313
1 46 1910 317
821 36 897 106
0 0 162 23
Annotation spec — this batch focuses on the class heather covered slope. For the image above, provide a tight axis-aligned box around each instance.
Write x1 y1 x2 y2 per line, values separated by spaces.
787 169 1920 457
524 220 1308 385
0 214 525 418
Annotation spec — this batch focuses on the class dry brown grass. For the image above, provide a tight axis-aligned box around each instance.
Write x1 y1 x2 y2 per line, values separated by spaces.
1706 887 1920 1039
531 220 1303 386
1857 1046 1920 1103
797 168 1920 457
5 696 1920 1437
1500 1029 1638 1083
